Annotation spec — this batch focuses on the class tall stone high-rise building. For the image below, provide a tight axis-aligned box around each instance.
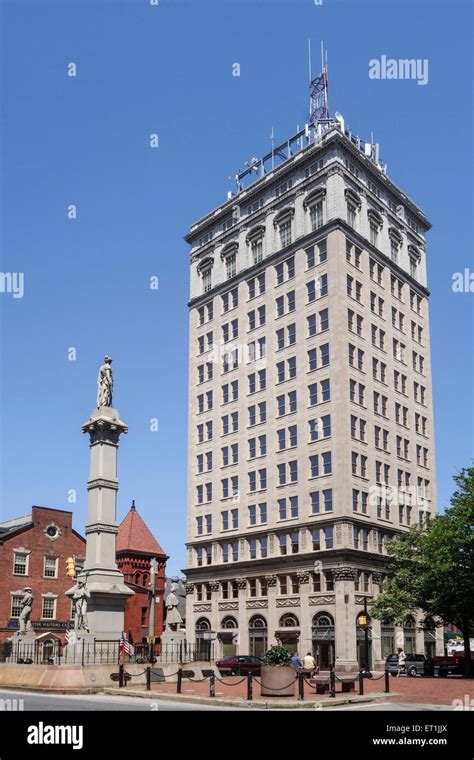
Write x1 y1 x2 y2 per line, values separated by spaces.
184 116 443 670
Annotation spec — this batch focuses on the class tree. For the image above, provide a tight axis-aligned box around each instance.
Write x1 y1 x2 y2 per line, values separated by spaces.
371 466 474 676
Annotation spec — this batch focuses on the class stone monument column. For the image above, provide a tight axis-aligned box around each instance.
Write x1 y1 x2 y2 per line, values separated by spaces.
66 356 133 643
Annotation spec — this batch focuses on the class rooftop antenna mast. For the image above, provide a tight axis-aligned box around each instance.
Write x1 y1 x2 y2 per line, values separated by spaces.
309 39 329 124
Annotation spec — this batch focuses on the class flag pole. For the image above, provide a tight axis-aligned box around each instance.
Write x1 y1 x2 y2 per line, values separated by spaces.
121 636 125 687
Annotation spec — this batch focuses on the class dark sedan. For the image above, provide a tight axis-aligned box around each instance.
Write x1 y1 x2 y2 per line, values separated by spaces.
216 655 262 676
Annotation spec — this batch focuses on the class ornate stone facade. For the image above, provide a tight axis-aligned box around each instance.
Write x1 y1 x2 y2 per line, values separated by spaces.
184 120 441 670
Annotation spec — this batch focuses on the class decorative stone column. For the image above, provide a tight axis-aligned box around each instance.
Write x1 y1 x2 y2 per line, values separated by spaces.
332 566 359 672
67 406 133 641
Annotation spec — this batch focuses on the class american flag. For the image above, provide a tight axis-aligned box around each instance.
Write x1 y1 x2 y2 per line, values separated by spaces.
120 632 133 656
65 628 72 645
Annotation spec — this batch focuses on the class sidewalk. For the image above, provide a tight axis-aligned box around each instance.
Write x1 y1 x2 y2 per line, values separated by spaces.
102 670 395 709
104 670 474 709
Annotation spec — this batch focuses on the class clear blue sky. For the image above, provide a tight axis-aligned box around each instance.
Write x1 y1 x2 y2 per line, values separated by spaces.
0 0 472 575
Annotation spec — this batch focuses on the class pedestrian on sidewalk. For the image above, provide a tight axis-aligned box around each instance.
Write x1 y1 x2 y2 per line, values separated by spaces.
303 651 317 677
396 647 406 677
290 652 303 674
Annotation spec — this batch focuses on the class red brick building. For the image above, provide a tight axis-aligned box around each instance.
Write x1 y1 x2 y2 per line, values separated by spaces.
0 503 168 652
117 501 168 646
0 506 86 651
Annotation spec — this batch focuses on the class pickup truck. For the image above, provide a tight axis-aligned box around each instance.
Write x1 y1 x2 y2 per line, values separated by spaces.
433 653 474 676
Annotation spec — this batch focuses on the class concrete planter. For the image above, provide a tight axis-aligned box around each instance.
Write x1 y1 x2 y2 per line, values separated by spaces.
260 665 295 697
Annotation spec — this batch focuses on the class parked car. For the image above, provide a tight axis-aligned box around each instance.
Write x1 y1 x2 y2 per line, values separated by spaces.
216 655 262 676
434 653 474 677
385 653 434 677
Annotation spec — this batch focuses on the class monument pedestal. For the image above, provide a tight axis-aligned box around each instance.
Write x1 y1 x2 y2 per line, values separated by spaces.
67 406 133 642
161 628 187 660
11 634 37 661
62 632 95 662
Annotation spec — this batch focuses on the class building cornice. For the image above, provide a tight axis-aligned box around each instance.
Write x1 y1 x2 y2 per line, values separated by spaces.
185 127 431 244
188 216 430 310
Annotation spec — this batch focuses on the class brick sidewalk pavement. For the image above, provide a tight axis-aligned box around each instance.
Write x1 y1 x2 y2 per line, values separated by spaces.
363 673 474 706
144 672 474 707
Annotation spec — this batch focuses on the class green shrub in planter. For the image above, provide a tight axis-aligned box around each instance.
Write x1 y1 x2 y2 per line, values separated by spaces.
260 646 295 696
261 645 292 667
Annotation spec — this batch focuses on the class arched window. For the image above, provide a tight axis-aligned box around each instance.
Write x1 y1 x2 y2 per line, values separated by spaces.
304 188 326 232
134 573 140 585
221 616 238 629
344 188 361 229
388 227 403 264
221 242 238 281
381 620 395 658
313 612 334 627
279 613 300 628
408 245 421 279
142 574 148 587
246 225 266 265
367 208 383 246
248 615 267 658
197 256 214 294
403 615 417 654
423 618 437 657
311 613 335 669
249 615 267 629
273 208 295 249
195 617 211 631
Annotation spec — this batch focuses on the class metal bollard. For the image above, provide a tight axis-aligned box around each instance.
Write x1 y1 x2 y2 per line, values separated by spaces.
177 668 182 694
119 664 124 688
329 665 336 698
384 669 390 693
298 671 304 701
358 670 364 696
247 672 253 701
146 667 151 692
209 671 216 698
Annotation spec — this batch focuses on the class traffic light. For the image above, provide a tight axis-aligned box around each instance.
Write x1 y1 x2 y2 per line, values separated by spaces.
65 557 76 578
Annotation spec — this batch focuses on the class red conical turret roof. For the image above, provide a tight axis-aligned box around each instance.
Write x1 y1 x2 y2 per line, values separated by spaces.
117 501 167 557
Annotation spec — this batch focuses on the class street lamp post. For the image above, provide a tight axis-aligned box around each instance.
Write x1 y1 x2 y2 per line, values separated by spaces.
359 596 372 678
148 557 158 663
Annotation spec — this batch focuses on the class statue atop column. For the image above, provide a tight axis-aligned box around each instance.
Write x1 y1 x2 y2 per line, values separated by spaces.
72 580 90 632
164 583 183 631
15 587 34 635
96 355 113 408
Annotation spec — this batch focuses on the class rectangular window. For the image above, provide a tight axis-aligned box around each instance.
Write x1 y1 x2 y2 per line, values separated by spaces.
312 528 321 550
44 557 57 578
13 553 28 576
279 220 292 247
310 201 323 231
252 238 263 264
202 269 212 294
42 597 56 620
324 528 334 549
10 595 23 618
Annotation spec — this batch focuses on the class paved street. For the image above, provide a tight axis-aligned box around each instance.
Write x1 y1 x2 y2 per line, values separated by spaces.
0 689 238 712
331 702 454 711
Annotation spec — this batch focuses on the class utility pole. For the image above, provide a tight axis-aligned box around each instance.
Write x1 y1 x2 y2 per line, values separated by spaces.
148 557 158 663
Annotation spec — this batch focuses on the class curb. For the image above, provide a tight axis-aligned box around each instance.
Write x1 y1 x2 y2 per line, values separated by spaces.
100 687 398 709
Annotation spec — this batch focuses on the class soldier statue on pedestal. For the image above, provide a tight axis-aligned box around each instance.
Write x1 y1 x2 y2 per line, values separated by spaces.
16 587 34 635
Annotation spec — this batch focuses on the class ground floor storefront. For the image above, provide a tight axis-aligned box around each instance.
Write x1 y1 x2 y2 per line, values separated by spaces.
186 567 444 671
